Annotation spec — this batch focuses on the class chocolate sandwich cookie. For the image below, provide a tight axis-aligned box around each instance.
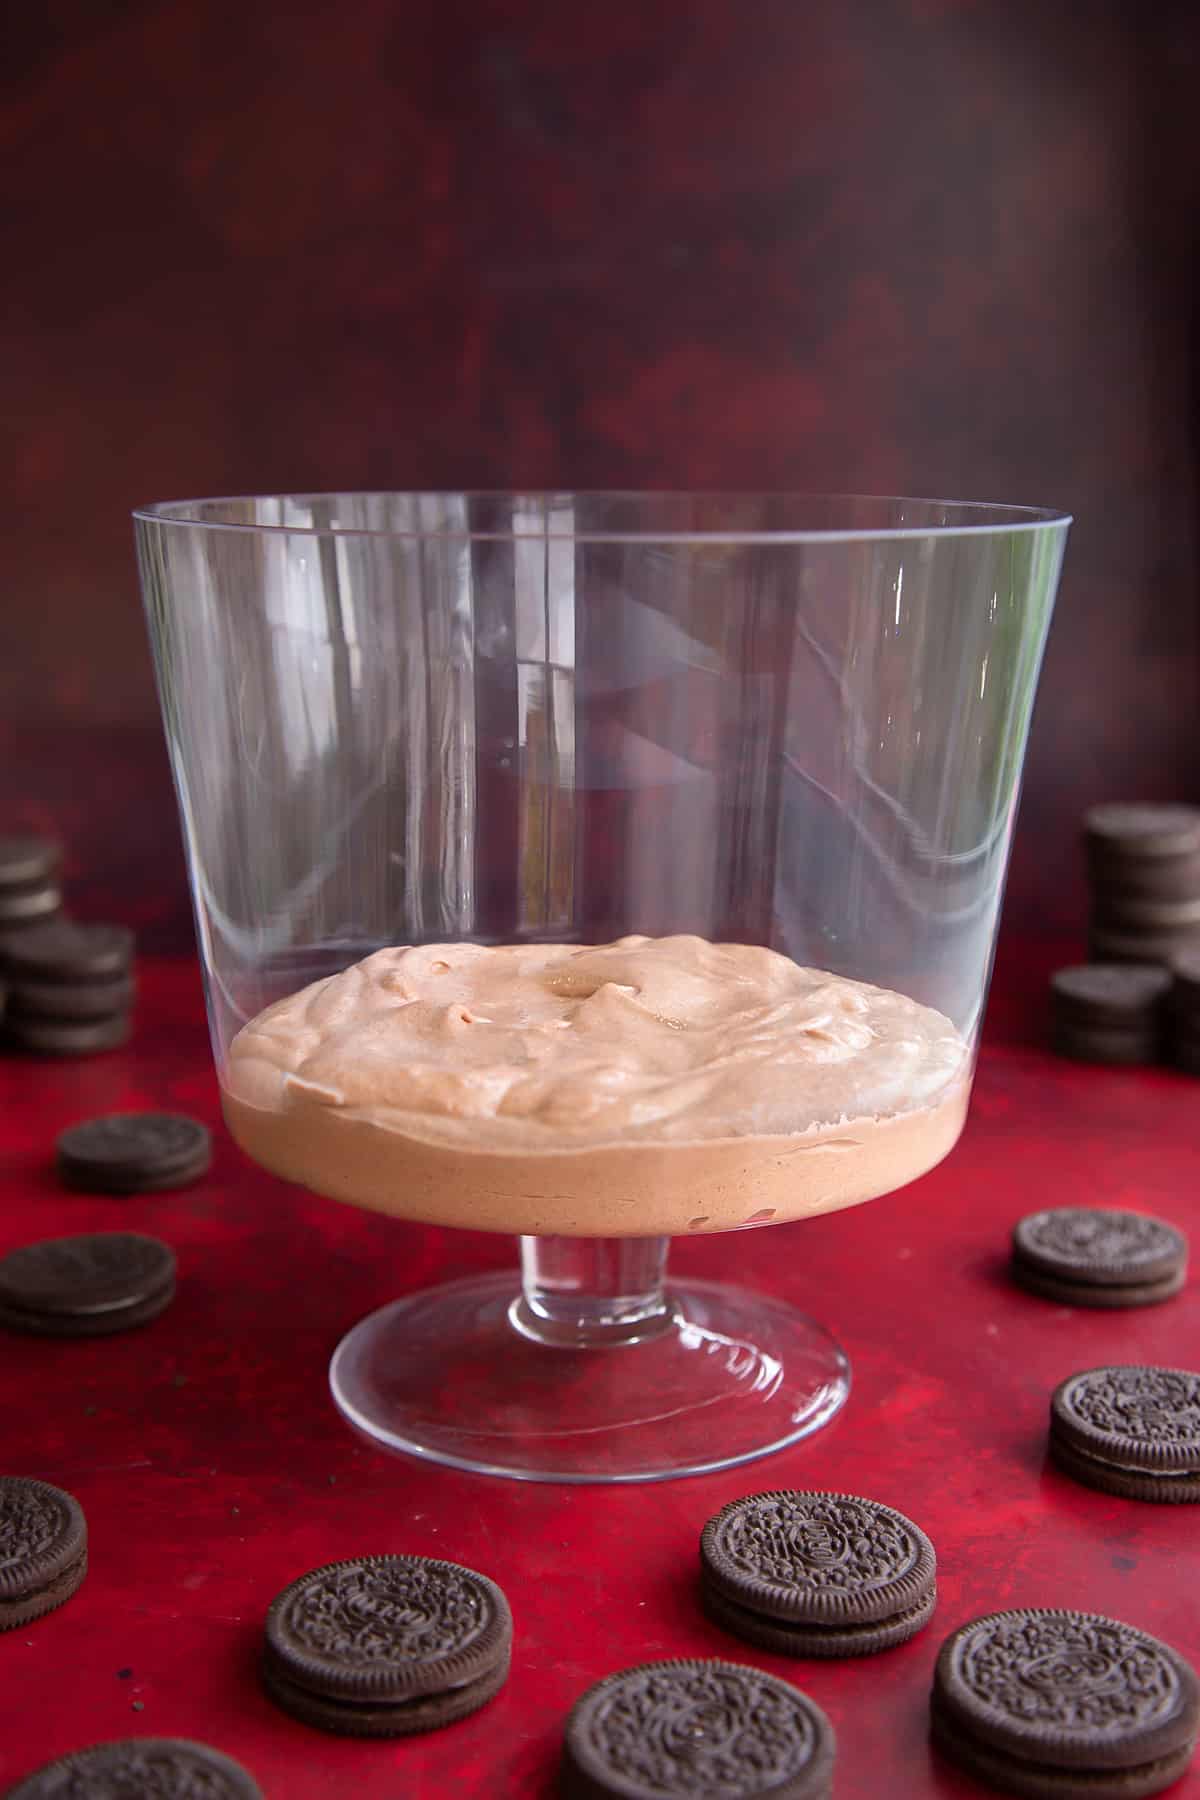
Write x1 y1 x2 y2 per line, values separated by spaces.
262 1554 512 1736
0 920 134 984
6 1739 264 1799
1094 895 1200 930
1049 966 1169 1064
2 922 135 1052
5 1014 132 1057
1051 1021 1160 1065
1085 802 1200 862
56 1113 212 1195
1089 922 1200 968
700 1490 935 1657
0 1232 176 1336
562 1659 835 1800
0 1478 87 1631
0 836 64 936
0 838 62 890
0 885 63 926
1049 1365 1200 1502
1011 1208 1187 1308
10 973 136 1022
1092 852 1200 903
1051 965 1173 1025
931 1608 1199 1798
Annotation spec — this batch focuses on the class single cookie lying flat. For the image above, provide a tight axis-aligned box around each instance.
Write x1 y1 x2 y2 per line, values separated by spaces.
6 1739 263 1798
563 1659 835 1799
1011 1207 1187 1308
56 1112 212 1195
932 1608 1198 1798
0 1232 176 1336
262 1554 512 1736
699 1490 936 1656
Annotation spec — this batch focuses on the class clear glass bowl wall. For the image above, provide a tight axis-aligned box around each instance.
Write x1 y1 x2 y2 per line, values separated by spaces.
136 492 1067 1075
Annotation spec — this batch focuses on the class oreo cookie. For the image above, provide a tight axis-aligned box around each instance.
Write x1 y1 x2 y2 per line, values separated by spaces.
1093 852 1200 904
1049 966 1169 1065
1051 1021 1160 1066
0 839 63 937
1051 966 1172 1025
56 1113 212 1195
1094 895 1200 930
699 1490 936 1657
0 885 63 926
563 1659 835 1800
0 1477 87 1631
0 922 136 1057
0 1232 176 1336
1011 1208 1187 1308
262 1554 512 1736
5 1014 131 1058
932 1608 1199 1798
1083 809 1200 970
1089 922 1200 969
1049 1365 1200 1502
0 920 134 984
1085 803 1200 861
0 838 62 890
9 973 136 1022
6 1740 263 1798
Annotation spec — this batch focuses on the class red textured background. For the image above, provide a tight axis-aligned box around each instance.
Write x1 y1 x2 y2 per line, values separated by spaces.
3 8 1200 1794
0 945 1198 1797
2 0 1199 943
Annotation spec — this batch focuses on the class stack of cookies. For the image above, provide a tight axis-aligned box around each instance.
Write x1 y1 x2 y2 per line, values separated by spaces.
1085 803 1200 966
1169 950 1200 1075
1048 965 1171 1066
0 921 136 1057
0 837 64 942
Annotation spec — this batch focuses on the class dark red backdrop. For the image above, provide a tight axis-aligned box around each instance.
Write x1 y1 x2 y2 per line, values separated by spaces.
2 0 1198 944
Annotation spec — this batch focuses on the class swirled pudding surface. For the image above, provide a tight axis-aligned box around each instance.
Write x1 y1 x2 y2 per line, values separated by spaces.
222 936 970 1236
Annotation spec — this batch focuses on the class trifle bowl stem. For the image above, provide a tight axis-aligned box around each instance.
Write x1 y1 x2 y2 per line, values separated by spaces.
328 1231 850 1483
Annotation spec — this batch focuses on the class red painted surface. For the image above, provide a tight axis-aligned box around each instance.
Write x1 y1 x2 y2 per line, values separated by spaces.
0 941 1197 1797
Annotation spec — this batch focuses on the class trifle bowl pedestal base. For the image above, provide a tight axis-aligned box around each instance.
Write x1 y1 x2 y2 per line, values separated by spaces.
328 1233 850 1483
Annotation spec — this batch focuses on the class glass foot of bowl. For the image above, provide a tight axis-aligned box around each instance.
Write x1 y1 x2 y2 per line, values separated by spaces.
329 1267 850 1484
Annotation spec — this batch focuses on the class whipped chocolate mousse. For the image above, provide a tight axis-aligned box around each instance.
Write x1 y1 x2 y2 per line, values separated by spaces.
221 936 970 1237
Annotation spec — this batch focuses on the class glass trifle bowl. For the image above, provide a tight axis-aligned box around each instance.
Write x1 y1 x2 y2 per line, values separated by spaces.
134 493 1069 1483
